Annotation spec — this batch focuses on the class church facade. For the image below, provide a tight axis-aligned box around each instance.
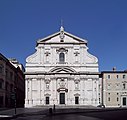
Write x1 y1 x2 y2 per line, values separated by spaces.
25 26 100 107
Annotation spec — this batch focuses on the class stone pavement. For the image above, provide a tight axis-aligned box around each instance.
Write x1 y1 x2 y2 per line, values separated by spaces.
0 108 48 119
0 106 97 119
0 107 98 120
0 106 127 119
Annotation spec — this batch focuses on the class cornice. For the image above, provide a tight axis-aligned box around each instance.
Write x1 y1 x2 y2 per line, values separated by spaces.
37 42 85 45
24 71 101 75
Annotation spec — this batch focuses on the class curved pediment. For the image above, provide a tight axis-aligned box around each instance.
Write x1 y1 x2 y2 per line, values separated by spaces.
49 67 77 73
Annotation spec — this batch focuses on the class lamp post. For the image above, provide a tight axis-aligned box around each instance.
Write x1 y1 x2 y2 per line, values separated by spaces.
14 87 17 115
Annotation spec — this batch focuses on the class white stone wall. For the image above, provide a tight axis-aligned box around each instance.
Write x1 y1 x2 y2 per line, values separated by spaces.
25 75 99 107
25 29 99 107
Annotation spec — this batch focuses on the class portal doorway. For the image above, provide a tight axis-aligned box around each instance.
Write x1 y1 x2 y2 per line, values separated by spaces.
75 97 79 104
46 97 49 104
122 97 126 106
60 93 65 104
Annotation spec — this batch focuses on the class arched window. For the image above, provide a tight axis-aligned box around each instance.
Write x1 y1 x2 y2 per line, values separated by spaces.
59 53 65 62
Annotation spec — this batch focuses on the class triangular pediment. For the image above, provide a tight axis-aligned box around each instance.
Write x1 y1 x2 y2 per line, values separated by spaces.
37 31 87 45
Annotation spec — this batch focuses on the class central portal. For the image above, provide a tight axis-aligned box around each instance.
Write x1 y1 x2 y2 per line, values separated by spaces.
60 93 65 104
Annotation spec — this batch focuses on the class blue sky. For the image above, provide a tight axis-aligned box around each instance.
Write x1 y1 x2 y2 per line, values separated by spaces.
0 0 127 71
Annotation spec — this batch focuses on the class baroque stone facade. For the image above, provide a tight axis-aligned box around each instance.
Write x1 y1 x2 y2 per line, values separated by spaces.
25 26 99 107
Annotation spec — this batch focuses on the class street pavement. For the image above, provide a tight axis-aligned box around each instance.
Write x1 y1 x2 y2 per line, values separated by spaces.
0 108 48 119
43 114 101 120
0 107 127 120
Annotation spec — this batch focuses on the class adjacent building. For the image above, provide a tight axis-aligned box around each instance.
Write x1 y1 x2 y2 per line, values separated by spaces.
0 53 25 108
25 26 100 107
100 69 127 107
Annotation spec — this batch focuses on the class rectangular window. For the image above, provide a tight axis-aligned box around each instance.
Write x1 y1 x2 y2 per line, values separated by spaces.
0 64 3 74
108 75 110 79
46 97 49 104
0 82 2 89
0 96 3 105
123 75 126 79
108 97 110 101
0 66 2 73
5 82 8 91
116 75 119 79
10 84 13 92
6 69 8 79
123 97 126 106
117 97 119 101
107 84 111 90
116 83 120 90
10 72 13 80
123 83 126 89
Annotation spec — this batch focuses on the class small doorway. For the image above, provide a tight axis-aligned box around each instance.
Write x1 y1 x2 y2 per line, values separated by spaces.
122 97 126 106
75 97 79 104
46 97 49 104
60 93 65 104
